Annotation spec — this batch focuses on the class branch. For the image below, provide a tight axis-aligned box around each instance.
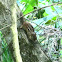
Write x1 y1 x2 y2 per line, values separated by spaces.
0 2 62 31
0 24 11 31
18 2 62 20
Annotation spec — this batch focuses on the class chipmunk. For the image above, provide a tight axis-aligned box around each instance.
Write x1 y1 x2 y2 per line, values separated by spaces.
20 21 37 42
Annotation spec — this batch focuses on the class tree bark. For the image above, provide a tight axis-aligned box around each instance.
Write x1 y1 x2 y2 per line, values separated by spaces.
0 0 22 62
0 0 52 62
10 1 22 62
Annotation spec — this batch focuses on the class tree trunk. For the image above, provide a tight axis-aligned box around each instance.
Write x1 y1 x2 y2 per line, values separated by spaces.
10 1 22 62
0 0 22 62
0 0 52 62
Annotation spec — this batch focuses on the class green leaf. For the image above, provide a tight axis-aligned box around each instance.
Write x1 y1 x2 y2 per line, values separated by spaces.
45 20 51 25
29 0 38 6
51 6 55 11
43 12 48 17
55 22 58 28
1 31 14 62
60 38 62 45
21 0 38 14
60 50 62 57
23 4 34 14
42 3 45 5
60 25 62 30
46 0 49 2
45 16 56 25
21 0 29 3
21 0 38 6
36 9 45 18
52 16 56 20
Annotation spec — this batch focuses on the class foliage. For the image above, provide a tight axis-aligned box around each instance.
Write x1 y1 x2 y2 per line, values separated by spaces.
1 0 62 62
0 31 14 62
17 0 62 61
20 0 38 14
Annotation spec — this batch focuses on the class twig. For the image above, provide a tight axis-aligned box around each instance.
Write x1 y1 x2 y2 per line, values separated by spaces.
0 24 11 31
0 2 62 56
0 22 8 26
0 2 62 31
18 2 62 20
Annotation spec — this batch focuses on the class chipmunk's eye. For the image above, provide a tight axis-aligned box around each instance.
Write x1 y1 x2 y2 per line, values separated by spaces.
28 27 31 31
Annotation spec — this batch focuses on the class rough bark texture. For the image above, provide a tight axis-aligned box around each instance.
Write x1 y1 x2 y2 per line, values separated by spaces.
0 0 52 62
